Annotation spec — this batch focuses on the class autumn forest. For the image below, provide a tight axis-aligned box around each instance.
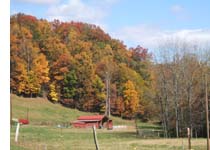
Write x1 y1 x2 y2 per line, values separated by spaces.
10 13 210 138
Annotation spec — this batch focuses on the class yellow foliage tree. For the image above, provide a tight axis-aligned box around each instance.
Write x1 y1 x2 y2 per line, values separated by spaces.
49 83 58 102
24 70 40 96
123 80 139 118
32 53 50 84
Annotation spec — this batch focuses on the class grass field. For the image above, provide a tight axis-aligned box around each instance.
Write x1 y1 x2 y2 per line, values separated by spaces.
11 94 207 150
11 94 134 126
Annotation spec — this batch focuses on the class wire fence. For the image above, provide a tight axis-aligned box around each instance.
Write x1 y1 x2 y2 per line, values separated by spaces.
136 129 164 138
11 124 206 150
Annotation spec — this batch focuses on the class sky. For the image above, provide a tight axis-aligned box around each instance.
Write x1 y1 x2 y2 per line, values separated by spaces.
10 0 210 51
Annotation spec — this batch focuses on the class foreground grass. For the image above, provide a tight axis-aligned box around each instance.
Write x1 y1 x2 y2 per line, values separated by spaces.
11 125 206 150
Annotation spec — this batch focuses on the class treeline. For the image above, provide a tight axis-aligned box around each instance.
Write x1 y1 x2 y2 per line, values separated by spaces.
10 13 154 119
153 41 210 137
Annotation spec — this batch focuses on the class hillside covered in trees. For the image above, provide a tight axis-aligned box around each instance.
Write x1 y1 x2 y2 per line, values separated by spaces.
10 13 210 137
10 13 155 120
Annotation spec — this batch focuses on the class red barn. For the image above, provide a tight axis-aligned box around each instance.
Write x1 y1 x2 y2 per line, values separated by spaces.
71 115 113 129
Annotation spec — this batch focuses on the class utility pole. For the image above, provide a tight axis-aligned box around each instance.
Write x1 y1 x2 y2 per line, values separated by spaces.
27 107 29 120
105 72 111 118
10 96 12 129
105 72 108 117
108 75 110 118
205 74 209 150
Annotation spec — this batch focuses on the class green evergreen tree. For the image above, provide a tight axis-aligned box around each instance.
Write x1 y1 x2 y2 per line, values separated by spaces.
62 71 77 99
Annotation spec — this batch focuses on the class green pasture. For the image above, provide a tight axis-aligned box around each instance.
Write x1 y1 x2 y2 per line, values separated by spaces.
11 94 207 150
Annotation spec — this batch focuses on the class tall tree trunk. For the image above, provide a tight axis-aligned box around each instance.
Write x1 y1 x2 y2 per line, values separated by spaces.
173 74 179 138
159 96 168 138
163 78 169 138
187 84 193 138
164 91 169 138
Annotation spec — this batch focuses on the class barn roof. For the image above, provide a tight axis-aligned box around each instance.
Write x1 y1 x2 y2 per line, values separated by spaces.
77 115 106 121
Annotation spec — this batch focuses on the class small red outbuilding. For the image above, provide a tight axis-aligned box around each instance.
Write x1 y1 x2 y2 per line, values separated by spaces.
18 119 29 125
71 115 113 129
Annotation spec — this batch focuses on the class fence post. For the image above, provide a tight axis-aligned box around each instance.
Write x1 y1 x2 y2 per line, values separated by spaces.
187 128 191 150
15 123 20 142
92 125 100 150
182 138 184 150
